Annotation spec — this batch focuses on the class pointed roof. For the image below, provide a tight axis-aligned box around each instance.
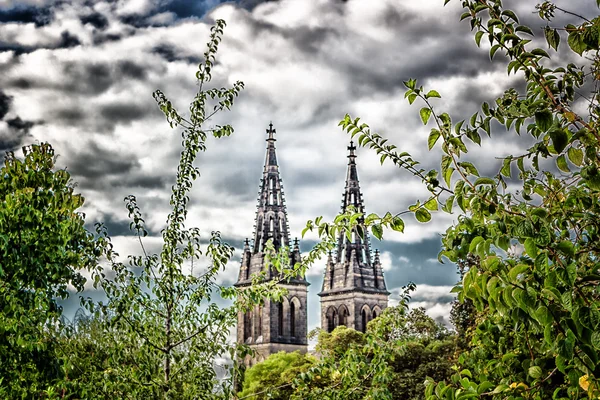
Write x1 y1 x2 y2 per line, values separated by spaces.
236 123 308 286
319 142 389 296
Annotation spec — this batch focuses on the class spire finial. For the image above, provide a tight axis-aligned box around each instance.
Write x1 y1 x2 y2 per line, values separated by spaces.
347 141 356 159
267 122 276 141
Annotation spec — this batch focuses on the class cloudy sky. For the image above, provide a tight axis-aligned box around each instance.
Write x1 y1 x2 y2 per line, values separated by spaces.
0 0 593 330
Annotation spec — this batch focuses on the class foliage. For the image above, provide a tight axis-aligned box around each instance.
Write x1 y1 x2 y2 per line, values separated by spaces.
237 351 315 400
316 325 366 358
303 0 600 398
55 19 249 399
292 286 455 399
0 143 98 397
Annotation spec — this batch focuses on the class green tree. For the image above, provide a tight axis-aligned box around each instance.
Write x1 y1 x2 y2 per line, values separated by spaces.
305 0 600 398
72 20 246 399
293 286 455 399
63 19 323 399
238 351 315 400
0 143 99 397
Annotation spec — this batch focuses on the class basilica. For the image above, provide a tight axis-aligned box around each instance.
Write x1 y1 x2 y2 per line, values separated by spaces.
235 124 389 365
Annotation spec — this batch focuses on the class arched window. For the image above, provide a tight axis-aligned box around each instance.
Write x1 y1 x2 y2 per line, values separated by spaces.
278 302 284 337
257 307 262 337
244 312 252 342
269 192 274 204
270 218 274 232
269 178 274 190
361 309 368 333
326 306 337 333
338 306 348 327
290 302 296 337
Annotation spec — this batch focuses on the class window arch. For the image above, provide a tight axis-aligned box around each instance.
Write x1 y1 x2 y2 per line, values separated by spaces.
277 302 284 337
326 306 338 333
244 311 252 343
290 302 296 337
360 305 372 333
372 305 382 320
338 305 349 327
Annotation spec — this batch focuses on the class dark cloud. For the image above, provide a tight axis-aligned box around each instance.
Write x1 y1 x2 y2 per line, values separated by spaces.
92 33 122 45
67 141 168 191
0 5 53 27
56 107 86 124
0 117 36 154
80 12 109 30
0 90 11 120
0 42 32 55
62 63 113 94
152 43 200 63
6 116 35 133
57 30 81 48
10 78 33 89
117 60 147 80
68 141 139 181
100 103 147 123
161 0 230 19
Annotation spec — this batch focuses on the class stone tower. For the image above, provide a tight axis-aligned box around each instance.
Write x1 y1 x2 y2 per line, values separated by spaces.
235 123 309 366
319 141 389 333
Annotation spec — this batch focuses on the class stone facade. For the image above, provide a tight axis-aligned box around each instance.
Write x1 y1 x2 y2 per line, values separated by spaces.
236 132 391 367
235 124 308 367
318 142 390 332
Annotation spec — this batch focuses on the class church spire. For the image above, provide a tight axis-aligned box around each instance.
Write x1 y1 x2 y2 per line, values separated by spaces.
251 123 290 253
319 142 389 334
320 142 389 294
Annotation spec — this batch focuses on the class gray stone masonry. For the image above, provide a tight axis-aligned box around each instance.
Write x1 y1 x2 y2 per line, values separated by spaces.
235 124 308 365
318 142 390 333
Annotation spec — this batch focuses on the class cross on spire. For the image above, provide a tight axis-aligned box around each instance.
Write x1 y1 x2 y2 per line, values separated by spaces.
267 122 276 141
347 140 356 158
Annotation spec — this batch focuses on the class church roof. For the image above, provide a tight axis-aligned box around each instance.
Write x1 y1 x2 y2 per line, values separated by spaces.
235 123 307 286
319 142 389 296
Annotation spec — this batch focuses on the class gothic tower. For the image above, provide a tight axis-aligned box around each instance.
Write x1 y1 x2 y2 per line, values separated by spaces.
235 123 309 366
319 142 389 333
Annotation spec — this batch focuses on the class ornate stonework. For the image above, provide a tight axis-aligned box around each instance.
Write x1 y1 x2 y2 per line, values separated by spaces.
236 131 390 367
234 124 308 367
318 142 390 333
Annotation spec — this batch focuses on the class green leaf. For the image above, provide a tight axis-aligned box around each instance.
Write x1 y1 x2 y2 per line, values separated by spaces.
535 110 553 132
531 48 550 58
567 32 587 55
524 238 538 258
508 264 529 281
549 128 568 153
544 27 560 51
475 31 484 47
474 177 495 186
490 44 501 60
501 9 519 23
428 129 441 150
426 90 441 99
424 197 439 211
371 224 383 240
567 147 583 166
444 167 455 187
536 305 553 326
415 208 432 223
420 107 432 125
557 241 575 258
500 156 512 177
556 154 570 172
459 162 480 177
528 366 542 379
391 217 404 233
